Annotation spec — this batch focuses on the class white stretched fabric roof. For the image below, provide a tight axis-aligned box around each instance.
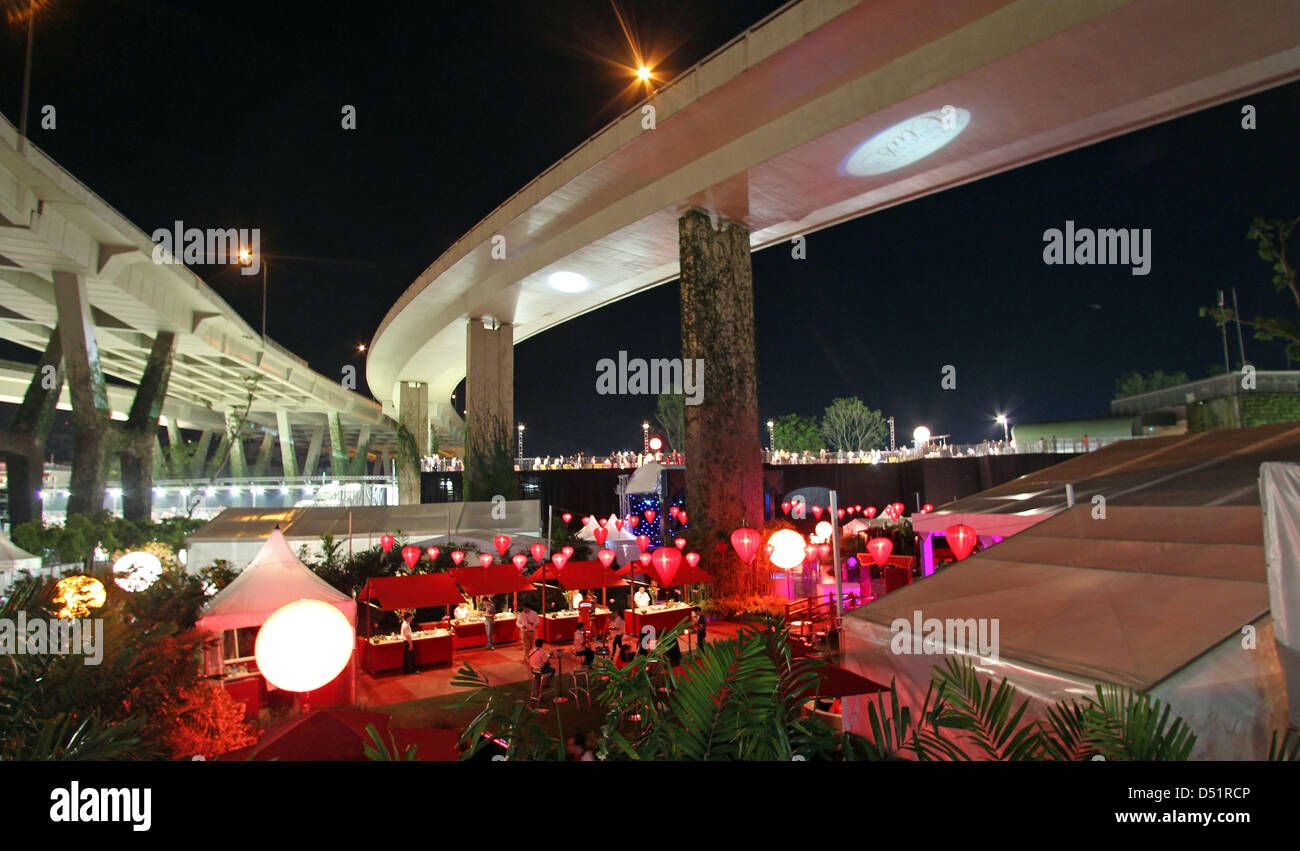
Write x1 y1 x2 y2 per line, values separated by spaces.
0 528 40 572
197 528 355 633
576 514 636 542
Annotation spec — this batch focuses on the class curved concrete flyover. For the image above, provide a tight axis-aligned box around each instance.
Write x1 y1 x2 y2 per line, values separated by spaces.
368 0 1300 445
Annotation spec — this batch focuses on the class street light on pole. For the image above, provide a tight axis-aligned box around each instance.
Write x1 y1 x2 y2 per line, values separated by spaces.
766 420 775 453
517 423 525 460
995 414 1009 442
642 421 649 453
237 247 268 343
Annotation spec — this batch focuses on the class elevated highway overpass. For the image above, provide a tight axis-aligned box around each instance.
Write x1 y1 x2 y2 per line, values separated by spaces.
367 0 1300 458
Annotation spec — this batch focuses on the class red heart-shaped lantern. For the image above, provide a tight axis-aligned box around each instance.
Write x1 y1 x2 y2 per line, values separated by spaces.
811 506 823 520
652 547 682 585
597 548 616 568
636 534 650 553
562 512 573 524
638 552 653 568
530 542 547 563
478 553 494 568
628 516 639 530
644 510 656 524
561 545 574 561
945 524 978 560
685 552 700 568
614 519 624 532
782 501 792 516
450 551 465 566
865 506 877 519
401 546 420 570
494 534 511 557
426 546 440 563
598 517 608 528
674 538 686 550
594 527 608 547
512 553 528 570
380 535 396 553
552 553 568 569
867 536 893 567
730 527 761 565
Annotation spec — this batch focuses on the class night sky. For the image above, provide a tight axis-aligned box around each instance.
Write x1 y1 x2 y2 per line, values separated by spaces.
3 0 1298 457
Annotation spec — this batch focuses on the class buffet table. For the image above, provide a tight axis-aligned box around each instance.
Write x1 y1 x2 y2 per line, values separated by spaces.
624 603 693 639
360 628 454 675
540 607 610 643
449 613 519 649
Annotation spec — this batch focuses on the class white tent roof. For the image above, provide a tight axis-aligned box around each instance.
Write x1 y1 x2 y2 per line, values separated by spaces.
197 528 355 633
842 518 871 535
576 514 636 542
623 462 664 494
0 528 40 572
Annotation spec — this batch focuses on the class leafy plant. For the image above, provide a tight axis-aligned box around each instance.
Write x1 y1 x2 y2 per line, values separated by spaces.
362 723 418 761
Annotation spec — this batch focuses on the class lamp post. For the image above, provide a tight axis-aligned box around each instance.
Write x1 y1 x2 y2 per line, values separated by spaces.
766 420 775 453
995 414 1009 442
517 423 525 461
642 421 649 453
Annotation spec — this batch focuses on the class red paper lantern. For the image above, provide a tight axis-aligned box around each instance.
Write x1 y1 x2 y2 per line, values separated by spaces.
597 548 617 568
552 553 568 569
581 516 591 526
594 527 608 547
945 524 978 560
561 546 574 560
866 536 893 567
818 543 831 558
598 517 608 528
636 534 651 553
922 503 934 513
669 506 679 517
614 519 624 532
425 546 440 563
530 542 547 564
494 534 511 557
781 501 792 516
892 502 904 514
561 512 573 524
380 535 396 553
811 505 823 520
644 509 656 524
674 538 686 550
837 508 845 519
679 511 687 524
729 527 761 565
450 551 465 566
685 552 700 568
652 547 682 585
638 552 653 568
865 507 877 519
478 553 494 568
628 516 639 530
512 553 528 570
401 546 420 570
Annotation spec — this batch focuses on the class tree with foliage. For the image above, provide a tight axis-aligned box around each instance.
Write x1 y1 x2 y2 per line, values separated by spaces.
1113 369 1190 399
1202 215 1300 359
821 397 887 452
654 393 685 453
772 413 823 453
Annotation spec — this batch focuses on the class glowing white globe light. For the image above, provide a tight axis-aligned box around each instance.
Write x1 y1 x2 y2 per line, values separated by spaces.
913 426 931 444
547 271 588 293
113 551 163 592
254 599 355 693
814 521 833 539
767 529 807 570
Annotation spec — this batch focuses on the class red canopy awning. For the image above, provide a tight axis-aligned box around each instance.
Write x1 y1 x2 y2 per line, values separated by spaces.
358 573 465 610
452 565 537 596
557 560 628 590
617 560 714 586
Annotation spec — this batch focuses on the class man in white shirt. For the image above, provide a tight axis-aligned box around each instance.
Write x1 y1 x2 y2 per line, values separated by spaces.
633 586 650 610
517 605 540 664
454 601 470 621
400 612 416 674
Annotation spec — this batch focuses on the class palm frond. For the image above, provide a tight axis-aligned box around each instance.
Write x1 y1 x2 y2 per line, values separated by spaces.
1081 685 1195 761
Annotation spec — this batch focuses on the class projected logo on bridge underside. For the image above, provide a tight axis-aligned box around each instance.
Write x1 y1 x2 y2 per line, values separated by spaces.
840 107 970 177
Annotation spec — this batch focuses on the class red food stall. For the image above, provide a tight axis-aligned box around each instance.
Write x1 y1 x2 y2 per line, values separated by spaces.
447 564 536 648
357 574 465 675
618 558 713 641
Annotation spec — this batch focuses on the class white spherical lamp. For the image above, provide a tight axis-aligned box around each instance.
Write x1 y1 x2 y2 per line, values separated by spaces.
814 520 834 540
767 529 807 570
913 426 931 445
113 551 163 592
255 599 355 693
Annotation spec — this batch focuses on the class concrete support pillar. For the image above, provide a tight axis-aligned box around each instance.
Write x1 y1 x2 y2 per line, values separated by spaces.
302 422 324 477
251 429 274 477
678 208 765 598
464 319 515 501
396 381 428 504
327 413 348 476
164 420 183 477
190 430 214 478
53 271 113 516
1 329 64 524
225 410 248 477
276 411 298 478
350 424 372 476
121 331 176 521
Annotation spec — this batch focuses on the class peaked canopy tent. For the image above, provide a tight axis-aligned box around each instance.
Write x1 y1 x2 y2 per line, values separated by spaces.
358 573 466 611
451 565 537 597
557 559 628 606
0 528 41 595
196 528 358 713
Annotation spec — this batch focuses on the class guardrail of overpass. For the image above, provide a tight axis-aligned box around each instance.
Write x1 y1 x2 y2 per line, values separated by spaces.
1111 371 1300 416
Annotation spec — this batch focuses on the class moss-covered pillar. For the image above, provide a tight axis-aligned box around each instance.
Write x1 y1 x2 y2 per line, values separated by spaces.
678 208 766 598
465 320 516 501
275 411 298 478
3 329 65 523
396 381 428 504
53 271 112 516
121 331 176 520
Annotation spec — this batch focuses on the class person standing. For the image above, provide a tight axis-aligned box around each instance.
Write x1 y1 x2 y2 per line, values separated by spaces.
517 605 540 664
608 608 626 656
482 596 497 650
400 612 416 674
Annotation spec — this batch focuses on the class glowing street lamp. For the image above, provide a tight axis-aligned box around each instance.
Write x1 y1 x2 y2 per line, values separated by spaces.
637 66 651 81
995 414 1010 442
517 423 525 460
642 421 650 452
913 426 931 448
767 419 775 452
